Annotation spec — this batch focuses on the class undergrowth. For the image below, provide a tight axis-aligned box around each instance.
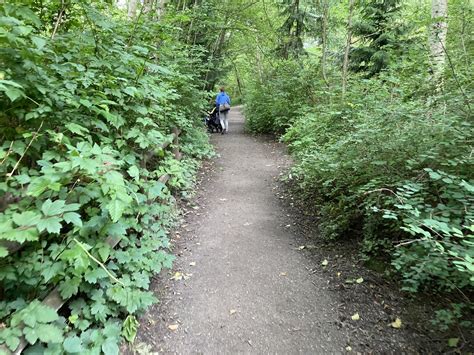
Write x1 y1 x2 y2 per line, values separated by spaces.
0 3 212 353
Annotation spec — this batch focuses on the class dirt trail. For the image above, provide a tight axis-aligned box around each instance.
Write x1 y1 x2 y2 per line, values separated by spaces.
136 107 351 353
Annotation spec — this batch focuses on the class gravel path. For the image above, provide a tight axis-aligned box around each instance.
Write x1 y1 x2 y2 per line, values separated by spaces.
137 107 348 353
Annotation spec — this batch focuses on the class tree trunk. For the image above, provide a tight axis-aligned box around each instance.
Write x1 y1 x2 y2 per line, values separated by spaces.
319 0 329 86
128 0 138 19
342 0 354 97
157 0 167 19
429 0 448 86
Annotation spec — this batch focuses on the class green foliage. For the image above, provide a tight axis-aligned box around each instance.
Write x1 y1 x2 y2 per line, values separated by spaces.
240 0 473 333
0 1 213 352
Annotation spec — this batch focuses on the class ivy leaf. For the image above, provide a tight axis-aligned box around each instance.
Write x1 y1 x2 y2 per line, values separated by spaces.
37 217 62 234
63 212 83 227
63 335 83 353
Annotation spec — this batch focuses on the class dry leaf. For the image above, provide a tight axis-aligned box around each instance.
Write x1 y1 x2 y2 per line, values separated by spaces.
297 245 305 250
168 324 179 331
229 309 237 315
337 272 341 277
321 259 328 266
280 272 287 276
189 262 196 266
356 277 364 284
391 318 402 328
345 346 352 351
351 313 360 321
170 272 182 281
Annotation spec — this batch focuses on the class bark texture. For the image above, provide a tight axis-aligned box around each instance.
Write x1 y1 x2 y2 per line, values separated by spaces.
429 0 448 84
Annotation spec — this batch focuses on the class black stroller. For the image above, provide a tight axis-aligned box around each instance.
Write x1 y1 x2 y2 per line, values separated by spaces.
205 105 222 133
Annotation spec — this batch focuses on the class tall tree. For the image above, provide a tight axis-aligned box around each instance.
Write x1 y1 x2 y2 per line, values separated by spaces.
342 0 354 96
276 0 308 59
429 0 448 85
350 0 402 76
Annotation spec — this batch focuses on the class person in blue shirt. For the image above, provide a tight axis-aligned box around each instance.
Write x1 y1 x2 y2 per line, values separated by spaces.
216 86 231 134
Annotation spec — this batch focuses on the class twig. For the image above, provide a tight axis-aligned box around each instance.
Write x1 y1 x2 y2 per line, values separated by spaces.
51 0 66 40
6 120 44 178
0 141 14 166
73 238 124 286
364 188 405 204
437 33 471 113
394 238 427 247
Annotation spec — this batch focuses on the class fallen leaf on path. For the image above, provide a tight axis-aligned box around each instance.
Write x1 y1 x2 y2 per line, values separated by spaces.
351 313 360 321
448 338 459 347
297 245 305 250
280 272 287 276
168 324 179 331
229 309 237 315
189 262 196 266
337 272 341 277
243 222 251 226
391 317 402 328
356 277 364 284
170 272 183 281
345 346 352 351
321 259 329 266
219 198 227 201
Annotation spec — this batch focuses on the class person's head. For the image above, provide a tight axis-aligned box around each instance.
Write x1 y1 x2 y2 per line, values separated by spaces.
219 86 225 92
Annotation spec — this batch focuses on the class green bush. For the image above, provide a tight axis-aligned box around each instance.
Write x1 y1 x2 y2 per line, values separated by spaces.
0 3 212 353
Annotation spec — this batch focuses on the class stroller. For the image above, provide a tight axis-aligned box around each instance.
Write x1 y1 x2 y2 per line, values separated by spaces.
205 105 222 133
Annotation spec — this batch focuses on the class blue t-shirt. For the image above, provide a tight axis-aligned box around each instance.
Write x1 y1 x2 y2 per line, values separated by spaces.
216 92 231 106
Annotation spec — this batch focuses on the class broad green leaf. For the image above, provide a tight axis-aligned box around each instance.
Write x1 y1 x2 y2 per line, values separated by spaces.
63 212 82 227
63 335 83 353
36 323 64 343
31 36 47 50
0 246 8 258
41 199 66 216
127 166 139 182
107 199 126 222
66 123 89 136
148 182 166 199
37 217 62 234
12 211 42 227
101 338 119 355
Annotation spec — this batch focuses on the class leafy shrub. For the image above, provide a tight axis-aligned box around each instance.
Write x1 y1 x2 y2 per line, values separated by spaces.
0 3 212 353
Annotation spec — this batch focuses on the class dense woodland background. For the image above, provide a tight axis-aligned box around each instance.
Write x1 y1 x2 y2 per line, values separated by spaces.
0 0 472 353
